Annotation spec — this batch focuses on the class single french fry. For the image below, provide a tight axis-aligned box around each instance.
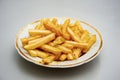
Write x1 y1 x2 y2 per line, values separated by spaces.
28 50 38 57
44 20 61 36
61 19 70 40
83 35 96 53
72 48 82 59
43 55 55 64
24 33 55 49
52 18 58 25
40 44 62 55
36 50 49 59
35 23 41 29
21 35 41 44
57 45 72 54
67 27 81 42
65 41 88 48
59 54 67 61
67 53 74 60
62 43 74 49
29 29 51 36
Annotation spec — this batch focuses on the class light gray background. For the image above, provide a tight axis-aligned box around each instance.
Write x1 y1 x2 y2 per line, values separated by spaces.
0 0 120 80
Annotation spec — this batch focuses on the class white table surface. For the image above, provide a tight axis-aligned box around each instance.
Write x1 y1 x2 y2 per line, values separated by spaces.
0 0 120 80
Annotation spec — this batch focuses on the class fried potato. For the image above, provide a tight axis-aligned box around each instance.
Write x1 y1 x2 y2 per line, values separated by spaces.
29 29 52 36
21 35 41 44
44 20 61 36
83 35 96 53
59 54 67 61
61 19 70 40
24 33 55 49
67 53 74 60
28 50 38 57
65 41 88 48
67 27 81 42
40 44 62 55
72 48 82 59
42 55 55 64
57 45 72 54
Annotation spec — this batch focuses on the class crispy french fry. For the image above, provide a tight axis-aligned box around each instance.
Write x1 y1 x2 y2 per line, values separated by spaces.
28 50 38 57
59 54 67 61
72 48 82 59
67 53 74 60
67 27 81 42
57 45 72 54
43 55 55 64
52 18 58 25
83 35 96 53
21 35 41 44
29 29 51 36
62 43 74 49
61 19 70 40
80 30 89 40
48 36 65 46
36 50 49 58
35 23 41 29
24 33 55 49
44 20 61 36
40 44 62 55
65 41 88 48
74 20 83 33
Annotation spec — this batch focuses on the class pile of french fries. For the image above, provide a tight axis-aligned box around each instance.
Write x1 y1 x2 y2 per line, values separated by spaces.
21 18 96 64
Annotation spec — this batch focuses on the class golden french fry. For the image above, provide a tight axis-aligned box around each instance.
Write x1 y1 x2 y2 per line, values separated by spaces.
72 48 82 59
29 29 51 36
57 45 72 54
21 35 41 44
42 55 55 64
44 20 61 36
62 43 74 49
36 50 49 58
35 23 41 29
52 18 58 25
59 54 67 61
80 30 89 40
48 36 65 46
67 27 81 42
65 41 88 48
61 19 70 40
24 33 55 50
40 44 62 55
83 35 96 53
74 20 83 33
28 50 38 57
67 53 74 60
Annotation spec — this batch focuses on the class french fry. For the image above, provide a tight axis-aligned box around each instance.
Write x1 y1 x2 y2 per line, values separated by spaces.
35 23 41 29
21 35 41 44
48 36 65 46
24 33 55 50
42 55 55 64
61 19 70 40
40 44 62 55
74 20 83 33
52 18 58 25
83 35 96 53
57 45 72 54
67 53 74 60
72 48 82 59
44 20 61 36
65 41 88 48
62 43 74 49
80 30 89 41
29 29 51 36
59 54 67 61
67 27 81 42
36 50 49 58
28 50 38 57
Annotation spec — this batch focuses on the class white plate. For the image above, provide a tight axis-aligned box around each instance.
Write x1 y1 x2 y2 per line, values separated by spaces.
15 17 103 68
